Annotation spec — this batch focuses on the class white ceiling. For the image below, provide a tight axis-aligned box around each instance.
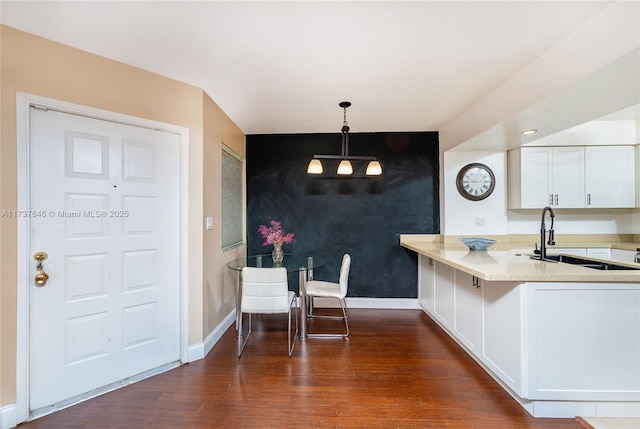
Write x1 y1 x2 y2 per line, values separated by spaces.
1 1 638 143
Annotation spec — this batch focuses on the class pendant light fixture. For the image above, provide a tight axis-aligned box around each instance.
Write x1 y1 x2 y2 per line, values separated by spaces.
307 101 383 176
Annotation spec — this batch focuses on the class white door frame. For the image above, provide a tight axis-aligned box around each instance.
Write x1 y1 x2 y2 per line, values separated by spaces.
15 93 190 423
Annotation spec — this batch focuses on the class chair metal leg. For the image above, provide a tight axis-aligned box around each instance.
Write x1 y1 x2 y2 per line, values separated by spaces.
240 306 299 358
308 294 314 317
339 298 349 337
306 297 349 338
237 312 252 357
288 301 299 357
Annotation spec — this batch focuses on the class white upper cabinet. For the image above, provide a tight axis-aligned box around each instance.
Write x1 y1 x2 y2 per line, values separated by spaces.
508 146 584 209
508 145 636 209
585 146 635 208
509 147 552 209
550 147 585 208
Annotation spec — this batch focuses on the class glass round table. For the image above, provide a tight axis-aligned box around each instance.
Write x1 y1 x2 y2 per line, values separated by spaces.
227 254 326 340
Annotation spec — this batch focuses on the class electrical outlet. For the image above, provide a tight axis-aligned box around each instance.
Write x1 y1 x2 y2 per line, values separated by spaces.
475 217 486 227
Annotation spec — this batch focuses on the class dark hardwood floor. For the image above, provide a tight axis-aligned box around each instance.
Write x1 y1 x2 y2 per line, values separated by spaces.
20 309 585 428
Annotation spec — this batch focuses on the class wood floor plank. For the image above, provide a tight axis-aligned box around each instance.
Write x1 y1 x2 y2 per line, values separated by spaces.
19 309 584 428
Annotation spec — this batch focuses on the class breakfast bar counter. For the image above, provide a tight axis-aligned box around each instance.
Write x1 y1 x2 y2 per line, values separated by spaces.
400 235 640 419
400 240 640 282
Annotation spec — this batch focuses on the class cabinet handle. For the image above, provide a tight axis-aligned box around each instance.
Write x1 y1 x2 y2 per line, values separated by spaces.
587 193 591 205
472 276 480 289
554 194 558 206
428 257 434 266
549 194 553 205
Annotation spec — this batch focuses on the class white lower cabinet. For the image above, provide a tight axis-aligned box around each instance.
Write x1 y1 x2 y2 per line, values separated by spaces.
416 259 640 417
421 263 524 395
548 247 613 259
480 280 524 396
611 248 637 263
453 270 481 355
526 282 640 401
548 247 587 256
586 247 612 259
432 261 454 329
418 255 435 313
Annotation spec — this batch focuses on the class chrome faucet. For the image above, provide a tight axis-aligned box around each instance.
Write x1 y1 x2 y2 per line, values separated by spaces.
539 206 556 261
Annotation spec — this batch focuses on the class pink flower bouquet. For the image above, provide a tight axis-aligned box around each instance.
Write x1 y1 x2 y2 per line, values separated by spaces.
258 220 294 247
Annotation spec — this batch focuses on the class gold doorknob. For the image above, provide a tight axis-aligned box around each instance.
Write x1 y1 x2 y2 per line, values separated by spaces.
35 271 49 286
34 251 49 287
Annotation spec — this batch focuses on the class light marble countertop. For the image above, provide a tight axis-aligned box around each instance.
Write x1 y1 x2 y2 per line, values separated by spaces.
400 239 640 282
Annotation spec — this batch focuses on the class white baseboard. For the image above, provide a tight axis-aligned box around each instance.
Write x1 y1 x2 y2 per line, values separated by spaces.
531 400 640 418
188 309 236 362
1 405 17 429
203 310 236 357
312 297 420 309
188 343 205 362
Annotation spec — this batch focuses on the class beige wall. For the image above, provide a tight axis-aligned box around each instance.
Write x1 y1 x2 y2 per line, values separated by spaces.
202 94 246 337
0 25 244 408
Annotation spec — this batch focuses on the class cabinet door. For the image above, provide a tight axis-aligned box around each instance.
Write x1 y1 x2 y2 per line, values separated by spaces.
586 248 611 260
611 248 636 263
453 270 481 354
585 146 635 208
547 247 587 256
520 147 553 208
481 281 524 396
526 282 640 401
418 255 435 314
552 147 584 208
433 261 454 329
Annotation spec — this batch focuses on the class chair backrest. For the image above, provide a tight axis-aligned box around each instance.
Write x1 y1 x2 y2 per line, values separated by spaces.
241 267 290 314
338 254 351 297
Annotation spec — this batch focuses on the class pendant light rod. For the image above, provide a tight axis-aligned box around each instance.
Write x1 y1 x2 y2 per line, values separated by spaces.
340 101 351 157
311 155 376 161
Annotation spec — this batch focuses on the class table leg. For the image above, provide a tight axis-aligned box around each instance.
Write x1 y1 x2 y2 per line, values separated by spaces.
300 258 314 340
236 271 242 338
307 256 314 318
299 268 307 340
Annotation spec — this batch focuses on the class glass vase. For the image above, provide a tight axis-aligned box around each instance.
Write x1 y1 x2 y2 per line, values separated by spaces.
272 242 284 266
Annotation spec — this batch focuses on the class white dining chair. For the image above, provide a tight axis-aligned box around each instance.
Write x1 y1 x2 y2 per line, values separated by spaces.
305 253 350 337
238 267 298 357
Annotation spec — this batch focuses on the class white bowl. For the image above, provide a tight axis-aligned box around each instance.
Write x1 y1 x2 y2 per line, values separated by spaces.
459 237 497 251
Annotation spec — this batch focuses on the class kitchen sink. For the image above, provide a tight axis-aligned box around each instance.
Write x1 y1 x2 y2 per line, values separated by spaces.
540 254 640 271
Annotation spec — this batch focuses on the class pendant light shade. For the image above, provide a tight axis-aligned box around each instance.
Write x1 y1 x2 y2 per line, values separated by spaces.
307 101 382 177
337 159 354 175
307 159 324 174
365 160 383 176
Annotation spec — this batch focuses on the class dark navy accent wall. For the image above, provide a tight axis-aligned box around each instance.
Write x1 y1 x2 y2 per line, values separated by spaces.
246 132 439 298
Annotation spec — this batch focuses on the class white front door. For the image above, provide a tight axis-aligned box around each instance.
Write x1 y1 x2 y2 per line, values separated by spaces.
28 108 181 412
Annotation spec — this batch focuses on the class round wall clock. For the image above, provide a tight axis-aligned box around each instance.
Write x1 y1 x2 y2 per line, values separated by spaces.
455 163 495 201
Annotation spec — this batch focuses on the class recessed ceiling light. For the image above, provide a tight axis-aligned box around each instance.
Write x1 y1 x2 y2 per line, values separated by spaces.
521 129 538 135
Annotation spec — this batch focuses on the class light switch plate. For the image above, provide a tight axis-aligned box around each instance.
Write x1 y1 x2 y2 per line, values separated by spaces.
206 217 213 230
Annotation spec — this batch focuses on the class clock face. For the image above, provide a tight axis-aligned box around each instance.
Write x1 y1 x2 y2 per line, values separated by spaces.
456 163 495 201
